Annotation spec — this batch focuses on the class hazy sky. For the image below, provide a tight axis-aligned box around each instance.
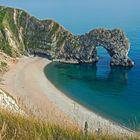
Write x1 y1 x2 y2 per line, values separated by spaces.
0 0 140 34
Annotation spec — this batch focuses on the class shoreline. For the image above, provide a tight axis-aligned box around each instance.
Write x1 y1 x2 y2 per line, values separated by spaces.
0 57 135 136
43 60 135 136
46 80 134 133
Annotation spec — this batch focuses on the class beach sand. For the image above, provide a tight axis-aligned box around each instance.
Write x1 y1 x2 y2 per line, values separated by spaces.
0 57 135 136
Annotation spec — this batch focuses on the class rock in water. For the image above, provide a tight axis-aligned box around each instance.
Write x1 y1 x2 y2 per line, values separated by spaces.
0 6 134 67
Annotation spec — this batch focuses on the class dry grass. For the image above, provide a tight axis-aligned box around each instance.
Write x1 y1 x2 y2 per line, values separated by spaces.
0 109 139 140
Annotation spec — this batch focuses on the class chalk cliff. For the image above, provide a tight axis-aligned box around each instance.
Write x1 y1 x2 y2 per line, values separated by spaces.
0 6 134 67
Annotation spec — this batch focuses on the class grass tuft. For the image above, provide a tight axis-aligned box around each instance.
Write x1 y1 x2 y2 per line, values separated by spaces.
0 109 139 140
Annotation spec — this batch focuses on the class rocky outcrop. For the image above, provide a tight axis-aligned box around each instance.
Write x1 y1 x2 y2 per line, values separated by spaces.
79 29 134 66
0 6 134 67
0 89 24 114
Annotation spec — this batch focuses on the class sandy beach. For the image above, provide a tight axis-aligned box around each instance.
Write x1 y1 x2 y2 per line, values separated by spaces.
0 57 135 136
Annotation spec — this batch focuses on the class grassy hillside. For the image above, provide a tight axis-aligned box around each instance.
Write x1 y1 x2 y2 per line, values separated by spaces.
0 109 138 140
0 6 23 57
0 5 69 58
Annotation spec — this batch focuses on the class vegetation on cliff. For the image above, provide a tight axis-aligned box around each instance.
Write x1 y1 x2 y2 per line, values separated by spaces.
0 60 7 73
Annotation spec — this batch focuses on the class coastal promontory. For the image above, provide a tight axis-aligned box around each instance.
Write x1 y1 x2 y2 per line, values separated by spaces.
0 6 134 67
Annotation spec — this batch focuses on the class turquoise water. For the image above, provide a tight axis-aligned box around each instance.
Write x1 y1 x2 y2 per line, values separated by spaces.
44 37 140 130
1 0 140 131
45 51 140 130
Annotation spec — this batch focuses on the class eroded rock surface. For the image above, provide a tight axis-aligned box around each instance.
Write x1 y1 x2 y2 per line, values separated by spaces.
0 89 24 114
0 6 134 67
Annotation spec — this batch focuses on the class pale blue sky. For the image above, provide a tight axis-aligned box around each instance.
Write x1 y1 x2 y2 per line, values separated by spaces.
0 0 140 34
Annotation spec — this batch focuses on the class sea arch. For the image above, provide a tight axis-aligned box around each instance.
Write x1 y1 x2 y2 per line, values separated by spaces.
79 29 134 67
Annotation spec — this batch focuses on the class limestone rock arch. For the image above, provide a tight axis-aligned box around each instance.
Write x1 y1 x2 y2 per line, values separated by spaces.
79 29 134 67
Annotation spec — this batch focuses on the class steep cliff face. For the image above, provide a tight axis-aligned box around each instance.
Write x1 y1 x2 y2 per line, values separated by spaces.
0 6 134 67
0 6 25 57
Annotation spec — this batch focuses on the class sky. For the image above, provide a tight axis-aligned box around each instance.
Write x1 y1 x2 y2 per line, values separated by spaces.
0 0 140 34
